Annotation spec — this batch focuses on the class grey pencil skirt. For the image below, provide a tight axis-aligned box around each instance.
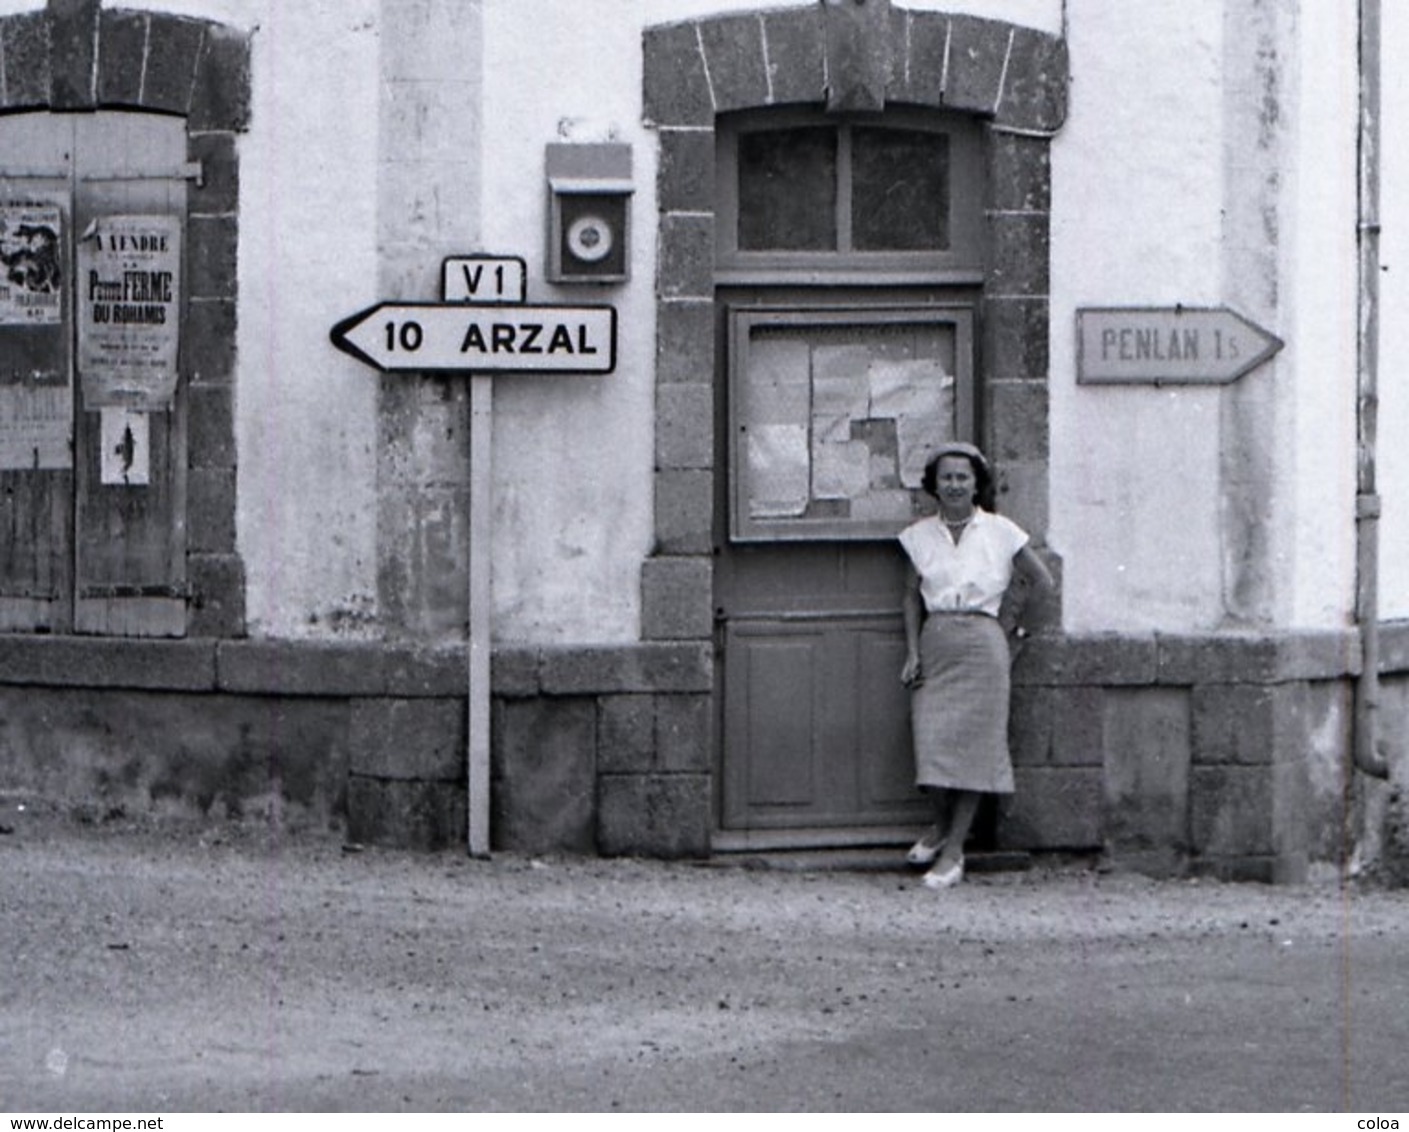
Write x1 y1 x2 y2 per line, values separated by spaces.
910 612 1015 794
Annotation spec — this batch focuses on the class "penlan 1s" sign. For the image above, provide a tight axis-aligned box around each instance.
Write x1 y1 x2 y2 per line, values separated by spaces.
1077 306 1283 385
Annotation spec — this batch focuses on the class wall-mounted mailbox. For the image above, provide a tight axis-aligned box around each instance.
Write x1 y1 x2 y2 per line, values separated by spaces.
546 143 632 284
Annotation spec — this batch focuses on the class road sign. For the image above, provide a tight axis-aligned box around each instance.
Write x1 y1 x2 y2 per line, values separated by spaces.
330 301 616 374
1077 307 1283 385
436 254 530 859
442 255 527 304
330 270 616 859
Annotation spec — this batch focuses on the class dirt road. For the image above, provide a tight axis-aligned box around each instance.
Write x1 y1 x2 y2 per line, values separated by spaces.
2 803 1407 1112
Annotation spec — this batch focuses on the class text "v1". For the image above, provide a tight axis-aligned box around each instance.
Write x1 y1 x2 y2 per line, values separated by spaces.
441 255 528 306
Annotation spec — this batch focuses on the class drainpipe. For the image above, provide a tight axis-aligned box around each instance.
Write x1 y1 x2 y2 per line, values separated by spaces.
1354 0 1390 781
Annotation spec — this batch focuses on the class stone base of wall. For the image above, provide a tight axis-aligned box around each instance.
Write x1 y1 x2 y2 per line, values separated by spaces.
0 635 714 856
1006 631 1361 882
0 628 1391 877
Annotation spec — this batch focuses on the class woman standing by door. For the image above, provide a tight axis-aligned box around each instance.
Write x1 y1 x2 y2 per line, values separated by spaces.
899 442 1055 890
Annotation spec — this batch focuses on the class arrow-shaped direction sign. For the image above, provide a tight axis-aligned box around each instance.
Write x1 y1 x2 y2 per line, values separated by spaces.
331 302 617 375
1077 307 1283 385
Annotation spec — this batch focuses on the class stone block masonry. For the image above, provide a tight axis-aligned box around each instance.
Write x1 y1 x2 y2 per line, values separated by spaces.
1003 630 1364 881
0 636 720 854
0 628 1374 874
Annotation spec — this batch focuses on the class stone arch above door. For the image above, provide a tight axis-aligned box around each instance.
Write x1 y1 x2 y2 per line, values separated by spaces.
640 5 1067 645
0 0 251 636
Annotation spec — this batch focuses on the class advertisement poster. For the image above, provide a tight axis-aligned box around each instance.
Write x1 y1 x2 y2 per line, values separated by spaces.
0 202 63 325
0 198 69 468
77 214 182 409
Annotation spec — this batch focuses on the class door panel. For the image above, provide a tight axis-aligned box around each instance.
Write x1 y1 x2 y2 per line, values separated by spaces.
733 631 822 809
723 614 929 830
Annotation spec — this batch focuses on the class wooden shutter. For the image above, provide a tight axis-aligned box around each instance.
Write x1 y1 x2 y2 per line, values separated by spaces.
71 115 190 637
0 117 74 632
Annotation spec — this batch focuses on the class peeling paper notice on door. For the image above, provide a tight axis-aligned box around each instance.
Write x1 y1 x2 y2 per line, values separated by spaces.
747 424 810 518
869 359 953 488
78 215 182 409
100 407 150 486
0 382 71 469
812 438 871 500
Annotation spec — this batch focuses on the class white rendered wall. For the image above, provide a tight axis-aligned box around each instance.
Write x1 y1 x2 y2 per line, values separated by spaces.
1050 0 1228 632
480 1 650 645
1052 0 1357 633
4 0 1362 641
237 2 382 638
1378 0 1409 621
1282 1 1357 630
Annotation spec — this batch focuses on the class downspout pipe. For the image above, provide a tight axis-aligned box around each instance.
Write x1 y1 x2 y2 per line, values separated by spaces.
1355 0 1391 780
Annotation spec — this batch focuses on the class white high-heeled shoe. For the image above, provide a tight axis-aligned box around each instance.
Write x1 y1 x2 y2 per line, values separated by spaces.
922 856 964 890
906 827 946 866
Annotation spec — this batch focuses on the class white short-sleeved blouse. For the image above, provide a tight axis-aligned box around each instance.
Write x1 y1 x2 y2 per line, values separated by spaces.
898 508 1030 617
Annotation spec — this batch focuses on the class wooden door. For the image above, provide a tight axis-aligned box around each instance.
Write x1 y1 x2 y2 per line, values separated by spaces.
716 297 974 843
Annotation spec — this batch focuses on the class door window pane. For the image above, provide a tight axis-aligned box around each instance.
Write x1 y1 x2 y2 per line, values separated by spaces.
737 127 837 251
851 127 949 251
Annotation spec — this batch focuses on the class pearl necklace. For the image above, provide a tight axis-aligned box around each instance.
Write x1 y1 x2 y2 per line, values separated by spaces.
941 512 973 527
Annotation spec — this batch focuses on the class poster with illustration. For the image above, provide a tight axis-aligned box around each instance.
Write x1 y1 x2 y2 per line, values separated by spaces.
77 214 182 409
0 202 63 325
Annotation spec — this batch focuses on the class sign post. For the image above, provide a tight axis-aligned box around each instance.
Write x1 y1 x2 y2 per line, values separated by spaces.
331 257 617 857
467 369 492 858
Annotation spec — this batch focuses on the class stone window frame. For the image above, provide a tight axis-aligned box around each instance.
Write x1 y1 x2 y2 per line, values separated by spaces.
0 0 251 637
641 6 1068 646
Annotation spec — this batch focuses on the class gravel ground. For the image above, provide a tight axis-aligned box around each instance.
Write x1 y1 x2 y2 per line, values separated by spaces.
2 799 1408 1113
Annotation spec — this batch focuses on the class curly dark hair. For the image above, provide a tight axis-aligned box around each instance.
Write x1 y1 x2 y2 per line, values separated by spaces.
921 444 997 512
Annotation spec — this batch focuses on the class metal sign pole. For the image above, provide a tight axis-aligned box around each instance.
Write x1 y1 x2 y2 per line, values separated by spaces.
467 371 492 858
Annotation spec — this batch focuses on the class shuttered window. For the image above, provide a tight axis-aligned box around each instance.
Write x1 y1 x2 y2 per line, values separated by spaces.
0 112 191 637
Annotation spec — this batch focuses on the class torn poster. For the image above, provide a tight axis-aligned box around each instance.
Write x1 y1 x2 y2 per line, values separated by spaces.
745 335 811 426
0 382 71 470
868 358 954 487
812 437 871 500
0 202 62 325
747 423 810 518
